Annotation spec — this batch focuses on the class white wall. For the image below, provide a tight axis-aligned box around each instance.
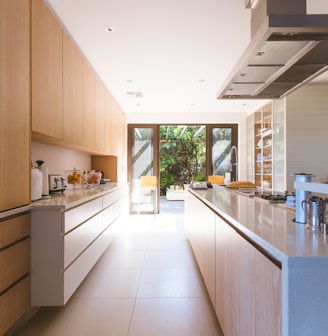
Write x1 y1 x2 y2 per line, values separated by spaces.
126 112 249 181
286 84 328 191
32 142 91 176
307 0 328 13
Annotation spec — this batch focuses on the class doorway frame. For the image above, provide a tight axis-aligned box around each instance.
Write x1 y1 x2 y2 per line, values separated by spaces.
127 124 159 214
127 123 238 214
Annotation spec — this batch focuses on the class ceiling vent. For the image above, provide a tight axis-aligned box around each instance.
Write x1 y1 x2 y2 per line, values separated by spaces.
217 0 328 99
126 91 143 98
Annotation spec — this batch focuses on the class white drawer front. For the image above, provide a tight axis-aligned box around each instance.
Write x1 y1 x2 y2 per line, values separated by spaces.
64 197 102 233
102 186 129 208
64 212 103 268
64 237 103 304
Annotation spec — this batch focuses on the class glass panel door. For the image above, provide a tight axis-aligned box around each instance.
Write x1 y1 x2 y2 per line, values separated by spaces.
208 125 238 182
128 125 159 214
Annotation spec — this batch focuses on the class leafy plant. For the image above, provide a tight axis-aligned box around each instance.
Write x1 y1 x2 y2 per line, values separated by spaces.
159 125 206 195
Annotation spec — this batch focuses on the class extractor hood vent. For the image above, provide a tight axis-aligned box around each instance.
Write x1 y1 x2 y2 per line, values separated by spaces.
217 0 328 100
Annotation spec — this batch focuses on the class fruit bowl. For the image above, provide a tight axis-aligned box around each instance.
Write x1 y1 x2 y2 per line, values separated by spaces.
65 169 83 189
84 171 102 187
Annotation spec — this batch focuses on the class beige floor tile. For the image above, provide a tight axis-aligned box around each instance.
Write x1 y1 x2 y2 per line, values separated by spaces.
128 298 223 336
95 250 146 269
143 249 197 268
147 232 190 251
73 268 142 299
137 268 207 298
108 234 149 251
15 298 135 336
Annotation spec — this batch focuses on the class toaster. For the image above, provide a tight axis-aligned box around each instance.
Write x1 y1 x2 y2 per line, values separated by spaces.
49 174 66 193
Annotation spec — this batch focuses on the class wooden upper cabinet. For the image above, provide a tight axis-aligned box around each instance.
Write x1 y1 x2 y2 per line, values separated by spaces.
104 91 126 156
95 77 105 153
0 0 30 212
104 91 114 154
63 33 83 145
82 58 97 149
31 0 63 139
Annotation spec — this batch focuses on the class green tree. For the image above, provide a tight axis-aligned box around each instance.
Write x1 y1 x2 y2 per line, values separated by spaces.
159 125 206 195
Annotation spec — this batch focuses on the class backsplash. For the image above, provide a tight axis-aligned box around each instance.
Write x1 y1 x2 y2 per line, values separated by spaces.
32 142 91 176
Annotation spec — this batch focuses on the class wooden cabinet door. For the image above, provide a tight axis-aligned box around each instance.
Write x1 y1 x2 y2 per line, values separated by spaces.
236 235 282 335
0 0 30 211
215 216 237 336
82 58 97 149
63 33 83 145
31 0 63 139
104 91 114 154
95 76 105 152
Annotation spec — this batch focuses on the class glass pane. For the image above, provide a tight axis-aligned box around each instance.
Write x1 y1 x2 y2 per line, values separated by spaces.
212 128 235 179
131 127 155 212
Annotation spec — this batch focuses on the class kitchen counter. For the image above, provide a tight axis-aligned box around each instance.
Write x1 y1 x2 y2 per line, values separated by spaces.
0 182 127 220
31 182 126 210
190 185 328 265
187 185 328 336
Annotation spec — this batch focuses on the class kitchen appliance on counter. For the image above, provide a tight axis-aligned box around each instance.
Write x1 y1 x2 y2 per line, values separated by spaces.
302 196 328 231
31 168 42 201
36 160 49 196
237 189 295 204
191 182 208 190
293 173 314 224
49 174 66 193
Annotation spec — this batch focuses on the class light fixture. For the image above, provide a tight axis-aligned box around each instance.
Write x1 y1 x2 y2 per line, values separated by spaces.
105 26 114 33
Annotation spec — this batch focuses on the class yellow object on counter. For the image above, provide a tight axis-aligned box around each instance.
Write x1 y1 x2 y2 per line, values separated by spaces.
208 175 225 184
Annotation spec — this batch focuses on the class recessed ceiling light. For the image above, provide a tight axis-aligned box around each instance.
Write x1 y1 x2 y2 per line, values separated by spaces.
105 26 115 32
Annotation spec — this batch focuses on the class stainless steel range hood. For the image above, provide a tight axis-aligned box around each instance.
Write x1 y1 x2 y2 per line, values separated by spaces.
217 0 328 99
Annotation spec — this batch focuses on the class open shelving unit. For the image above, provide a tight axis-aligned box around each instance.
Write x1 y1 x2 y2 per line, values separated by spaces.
254 102 273 191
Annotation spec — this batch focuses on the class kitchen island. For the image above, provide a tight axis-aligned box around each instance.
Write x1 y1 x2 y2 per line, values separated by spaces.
30 182 129 306
185 185 328 336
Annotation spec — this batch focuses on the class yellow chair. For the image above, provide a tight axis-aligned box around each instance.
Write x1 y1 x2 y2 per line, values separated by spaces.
208 175 225 184
138 176 158 213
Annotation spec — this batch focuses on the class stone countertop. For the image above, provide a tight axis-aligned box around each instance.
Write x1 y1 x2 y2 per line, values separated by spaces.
30 182 127 211
189 185 328 266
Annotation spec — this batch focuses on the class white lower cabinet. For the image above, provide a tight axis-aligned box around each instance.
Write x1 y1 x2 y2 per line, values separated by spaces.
31 186 128 306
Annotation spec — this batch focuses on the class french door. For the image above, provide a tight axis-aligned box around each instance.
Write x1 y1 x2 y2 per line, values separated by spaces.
127 124 238 213
207 124 238 181
127 125 159 214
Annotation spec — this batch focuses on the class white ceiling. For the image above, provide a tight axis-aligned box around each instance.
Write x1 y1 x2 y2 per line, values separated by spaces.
45 0 327 116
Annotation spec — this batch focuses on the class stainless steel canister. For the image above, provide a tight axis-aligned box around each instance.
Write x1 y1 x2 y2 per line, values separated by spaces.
293 173 314 224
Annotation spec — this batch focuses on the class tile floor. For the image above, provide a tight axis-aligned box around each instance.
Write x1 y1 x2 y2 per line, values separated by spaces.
14 198 223 336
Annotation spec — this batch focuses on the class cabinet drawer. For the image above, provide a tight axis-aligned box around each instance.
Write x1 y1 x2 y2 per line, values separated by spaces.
63 197 102 233
64 213 102 268
0 213 30 249
0 275 30 336
0 238 30 293
103 186 128 208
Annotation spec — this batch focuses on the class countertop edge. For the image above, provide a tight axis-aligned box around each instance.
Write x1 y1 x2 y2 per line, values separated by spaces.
30 182 128 211
187 186 328 264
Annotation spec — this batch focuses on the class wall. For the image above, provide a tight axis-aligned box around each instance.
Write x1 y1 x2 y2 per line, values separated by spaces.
307 0 328 13
32 142 91 176
286 84 328 191
126 112 249 181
